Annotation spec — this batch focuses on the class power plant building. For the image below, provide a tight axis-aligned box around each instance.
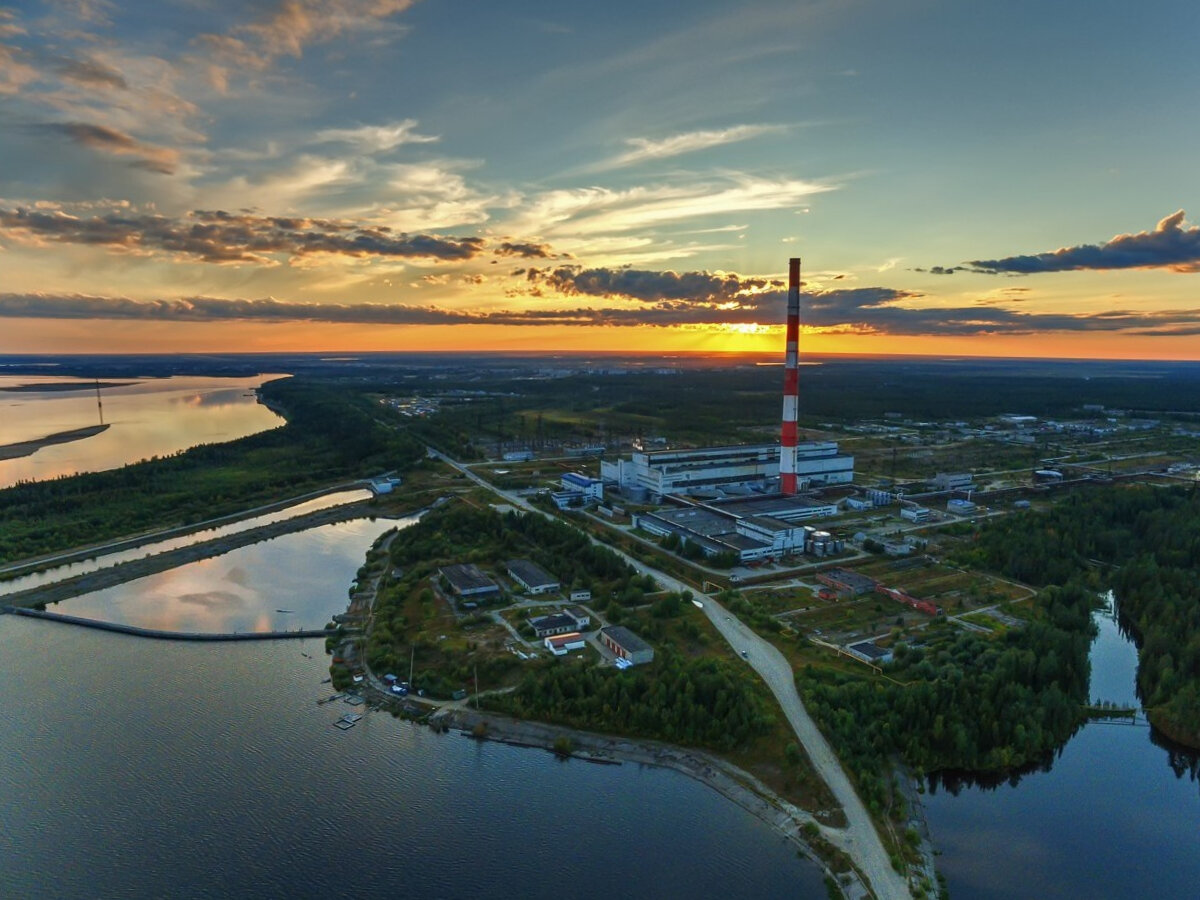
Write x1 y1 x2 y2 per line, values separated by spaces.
601 441 852 499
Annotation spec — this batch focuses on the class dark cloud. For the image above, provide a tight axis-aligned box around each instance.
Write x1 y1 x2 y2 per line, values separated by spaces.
0 207 486 264
494 241 557 259
55 57 127 89
526 265 783 303
42 121 178 174
912 265 968 275
969 210 1200 274
3 290 1200 337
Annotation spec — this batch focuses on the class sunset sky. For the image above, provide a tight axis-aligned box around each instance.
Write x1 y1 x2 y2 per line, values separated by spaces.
2 0 1199 358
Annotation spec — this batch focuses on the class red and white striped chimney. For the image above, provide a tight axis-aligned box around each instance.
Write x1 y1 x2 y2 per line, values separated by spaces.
780 257 801 495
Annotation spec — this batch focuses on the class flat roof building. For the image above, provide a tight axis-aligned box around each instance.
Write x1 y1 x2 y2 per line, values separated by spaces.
545 632 586 655
599 625 654 666
439 563 500 598
506 559 561 595
816 568 878 597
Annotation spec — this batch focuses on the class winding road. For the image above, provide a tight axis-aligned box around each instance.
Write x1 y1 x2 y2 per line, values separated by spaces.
428 448 912 899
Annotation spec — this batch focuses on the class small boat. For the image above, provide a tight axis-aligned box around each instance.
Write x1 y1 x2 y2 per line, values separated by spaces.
277 609 293 614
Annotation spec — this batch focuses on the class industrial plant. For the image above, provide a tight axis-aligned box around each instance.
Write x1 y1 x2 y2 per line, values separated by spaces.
598 258 857 563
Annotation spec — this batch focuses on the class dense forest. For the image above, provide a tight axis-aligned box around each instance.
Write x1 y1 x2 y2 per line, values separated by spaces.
958 485 1200 747
0 378 425 564
486 650 776 751
799 583 1095 813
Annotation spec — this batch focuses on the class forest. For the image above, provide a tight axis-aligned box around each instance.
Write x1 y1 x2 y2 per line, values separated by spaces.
958 484 1200 748
486 649 776 751
0 378 425 564
799 582 1095 813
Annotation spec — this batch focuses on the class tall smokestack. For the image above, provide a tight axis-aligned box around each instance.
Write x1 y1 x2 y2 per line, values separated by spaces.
780 257 801 495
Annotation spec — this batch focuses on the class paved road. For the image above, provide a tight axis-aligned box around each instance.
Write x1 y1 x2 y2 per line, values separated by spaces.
429 447 912 899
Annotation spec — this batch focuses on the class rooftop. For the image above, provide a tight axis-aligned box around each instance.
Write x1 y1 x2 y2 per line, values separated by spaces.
439 563 498 593
506 558 559 589
600 625 652 654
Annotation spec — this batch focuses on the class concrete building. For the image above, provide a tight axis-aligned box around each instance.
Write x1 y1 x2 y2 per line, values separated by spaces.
816 568 878 598
947 498 978 516
600 625 654 665
545 632 586 655
562 472 604 501
633 493 843 563
528 607 591 638
551 472 604 508
934 472 975 492
900 506 931 523
569 589 592 603
506 559 560 595
439 564 500 599
602 441 853 499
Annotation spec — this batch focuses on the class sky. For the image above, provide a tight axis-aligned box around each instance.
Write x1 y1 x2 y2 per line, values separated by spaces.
2 0 1199 359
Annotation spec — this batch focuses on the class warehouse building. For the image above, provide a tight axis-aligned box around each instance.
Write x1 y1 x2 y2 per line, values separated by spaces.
439 564 500 599
599 625 655 666
506 559 561 595
816 568 878 598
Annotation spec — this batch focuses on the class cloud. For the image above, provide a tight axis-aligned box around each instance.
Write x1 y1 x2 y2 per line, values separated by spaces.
0 207 485 264
198 0 416 86
314 119 438 153
55 55 127 89
516 174 835 238
43 121 180 174
5 289 1200 336
595 124 787 171
912 265 967 275
526 265 781 303
494 241 558 259
968 211 1200 274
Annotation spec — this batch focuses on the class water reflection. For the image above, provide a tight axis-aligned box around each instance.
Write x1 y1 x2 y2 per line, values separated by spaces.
52 517 404 633
0 489 374 595
0 374 285 487
922 601 1200 899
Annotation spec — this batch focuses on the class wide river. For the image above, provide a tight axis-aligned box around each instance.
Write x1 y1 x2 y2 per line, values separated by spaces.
0 522 828 899
0 374 284 488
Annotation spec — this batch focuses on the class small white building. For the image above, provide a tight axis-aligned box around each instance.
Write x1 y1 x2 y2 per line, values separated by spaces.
900 506 930 523
545 632 586 655
561 472 604 501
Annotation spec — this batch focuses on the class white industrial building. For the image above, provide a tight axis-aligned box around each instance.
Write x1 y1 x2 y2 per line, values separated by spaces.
551 472 604 508
601 441 853 499
632 495 843 563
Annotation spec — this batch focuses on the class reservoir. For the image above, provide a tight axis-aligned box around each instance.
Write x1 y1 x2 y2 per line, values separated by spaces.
0 374 285 487
0 620 827 899
922 600 1200 898
0 488 374 596
43 516 401 633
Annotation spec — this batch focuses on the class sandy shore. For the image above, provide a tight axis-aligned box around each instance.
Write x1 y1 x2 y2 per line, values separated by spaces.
0 424 110 461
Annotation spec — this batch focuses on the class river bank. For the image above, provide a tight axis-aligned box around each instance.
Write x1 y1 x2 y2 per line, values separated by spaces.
0 424 110 461
2 499 397 608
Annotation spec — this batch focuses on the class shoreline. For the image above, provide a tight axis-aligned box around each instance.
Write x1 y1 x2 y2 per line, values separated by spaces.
0 424 110 461
433 705 864 895
0 499 397 608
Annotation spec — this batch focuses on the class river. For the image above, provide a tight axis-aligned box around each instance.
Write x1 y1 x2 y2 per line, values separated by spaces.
0 374 285 487
0 521 827 899
921 599 1200 899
